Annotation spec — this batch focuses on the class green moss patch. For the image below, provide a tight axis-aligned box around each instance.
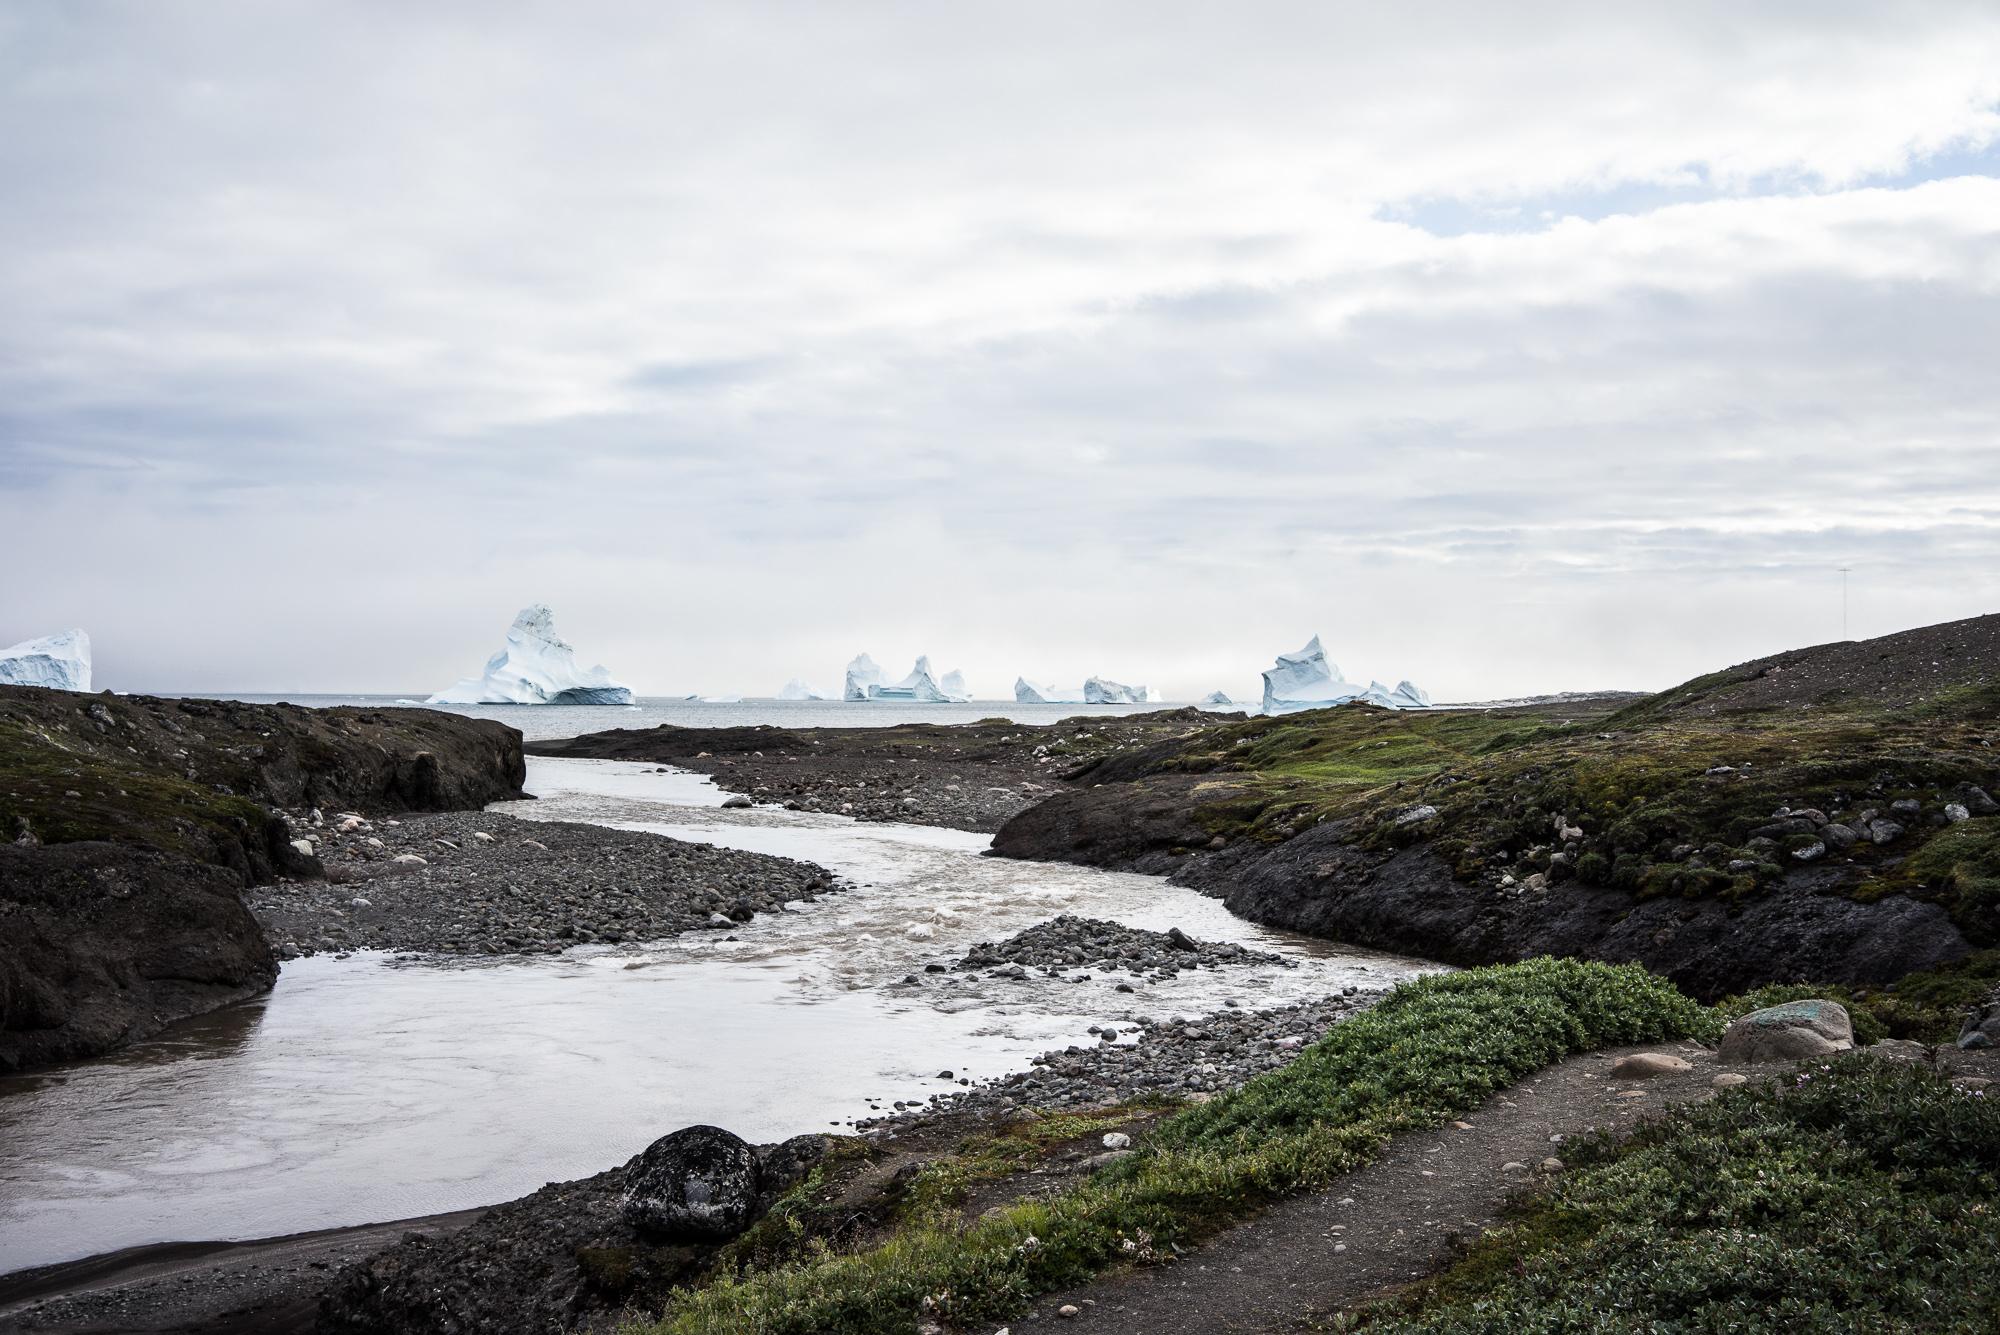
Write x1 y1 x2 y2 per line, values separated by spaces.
1347 1056 2000 1333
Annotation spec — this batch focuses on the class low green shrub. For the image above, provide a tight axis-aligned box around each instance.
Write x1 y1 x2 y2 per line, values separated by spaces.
1349 1056 2000 1332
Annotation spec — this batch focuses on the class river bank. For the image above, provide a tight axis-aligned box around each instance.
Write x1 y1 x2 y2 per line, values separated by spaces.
523 707 1236 831
0 966 1398 1334
252 808 837 958
1 754 1427 1331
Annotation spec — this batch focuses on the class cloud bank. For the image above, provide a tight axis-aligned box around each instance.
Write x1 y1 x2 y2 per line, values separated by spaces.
2 2 1997 699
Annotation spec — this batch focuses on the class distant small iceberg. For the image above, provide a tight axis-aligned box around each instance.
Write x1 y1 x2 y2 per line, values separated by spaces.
1015 677 1085 704
428 605 633 705
1084 676 1155 705
777 678 829 701
1199 690 1235 705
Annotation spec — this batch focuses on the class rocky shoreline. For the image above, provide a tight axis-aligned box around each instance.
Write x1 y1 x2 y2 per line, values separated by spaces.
857 987 1380 1132
524 709 1235 832
0 968 1391 1335
251 810 837 958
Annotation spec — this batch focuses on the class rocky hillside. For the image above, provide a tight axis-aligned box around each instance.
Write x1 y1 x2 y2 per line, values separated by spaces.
1611 612 2000 723
993 619 2000 998
0 688 528 1071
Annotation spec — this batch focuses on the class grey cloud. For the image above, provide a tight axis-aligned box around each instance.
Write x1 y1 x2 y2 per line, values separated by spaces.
1 3 1998 700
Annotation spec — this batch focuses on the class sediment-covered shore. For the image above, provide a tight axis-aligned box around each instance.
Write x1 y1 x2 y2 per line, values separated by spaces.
252 809 837 958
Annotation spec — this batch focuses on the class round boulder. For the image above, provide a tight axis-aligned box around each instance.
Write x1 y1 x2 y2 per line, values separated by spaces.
1609 1052 1692 1078
620 1125 761 1241
1718 999 1854 1064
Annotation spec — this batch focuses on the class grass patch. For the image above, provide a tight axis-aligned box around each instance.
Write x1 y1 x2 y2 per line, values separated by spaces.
633 959 1716 1335
1345 1056 2000 1332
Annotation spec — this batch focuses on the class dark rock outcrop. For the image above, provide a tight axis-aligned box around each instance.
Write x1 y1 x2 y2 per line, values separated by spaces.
0 687 530 1071
993 788 1975 1001
318 1132 829 1334
0 841 278 1072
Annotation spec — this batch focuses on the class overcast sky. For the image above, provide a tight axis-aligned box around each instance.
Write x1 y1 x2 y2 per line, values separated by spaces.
3 2 1997 701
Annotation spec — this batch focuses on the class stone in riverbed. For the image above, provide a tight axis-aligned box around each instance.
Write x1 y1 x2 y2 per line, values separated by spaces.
1718 999 1853 1063
720 795 754 809
621 1124 762 1240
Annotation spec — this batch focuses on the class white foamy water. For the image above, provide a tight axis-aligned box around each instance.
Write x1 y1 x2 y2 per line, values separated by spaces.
0 758 1432 1275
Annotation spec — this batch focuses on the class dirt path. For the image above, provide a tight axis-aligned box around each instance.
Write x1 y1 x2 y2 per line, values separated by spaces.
1002 1040 1732 1334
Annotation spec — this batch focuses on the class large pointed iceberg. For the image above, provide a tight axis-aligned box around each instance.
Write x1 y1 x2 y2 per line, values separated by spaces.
1015 677 1086 704
428 605 633 705
843 653 884 701
0 629 92 692
1084 676 1151 704
862 656 970 703
777 678 829 701
1259 635 1431 714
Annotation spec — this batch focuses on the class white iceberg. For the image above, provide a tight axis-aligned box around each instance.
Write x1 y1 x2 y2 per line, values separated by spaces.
862 655 970 703
1389 680 1433 709
843 653 884 701
0 628 92 692
1259 635 1432 714
1015 677 1086 704
777 678 829 701
1084 676 1151 704
1199 690 1235 705
940 669 969 699
428 605 634 705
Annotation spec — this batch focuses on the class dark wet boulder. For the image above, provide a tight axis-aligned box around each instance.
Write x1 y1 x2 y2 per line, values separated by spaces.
621 1124 762 1240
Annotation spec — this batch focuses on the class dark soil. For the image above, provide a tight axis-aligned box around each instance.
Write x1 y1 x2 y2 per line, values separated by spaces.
0 1211 484 1335
251 811 837 958
524 709 1235 832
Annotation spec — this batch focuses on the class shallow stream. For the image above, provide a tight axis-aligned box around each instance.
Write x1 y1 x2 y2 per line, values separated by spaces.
0 758 1431 1274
